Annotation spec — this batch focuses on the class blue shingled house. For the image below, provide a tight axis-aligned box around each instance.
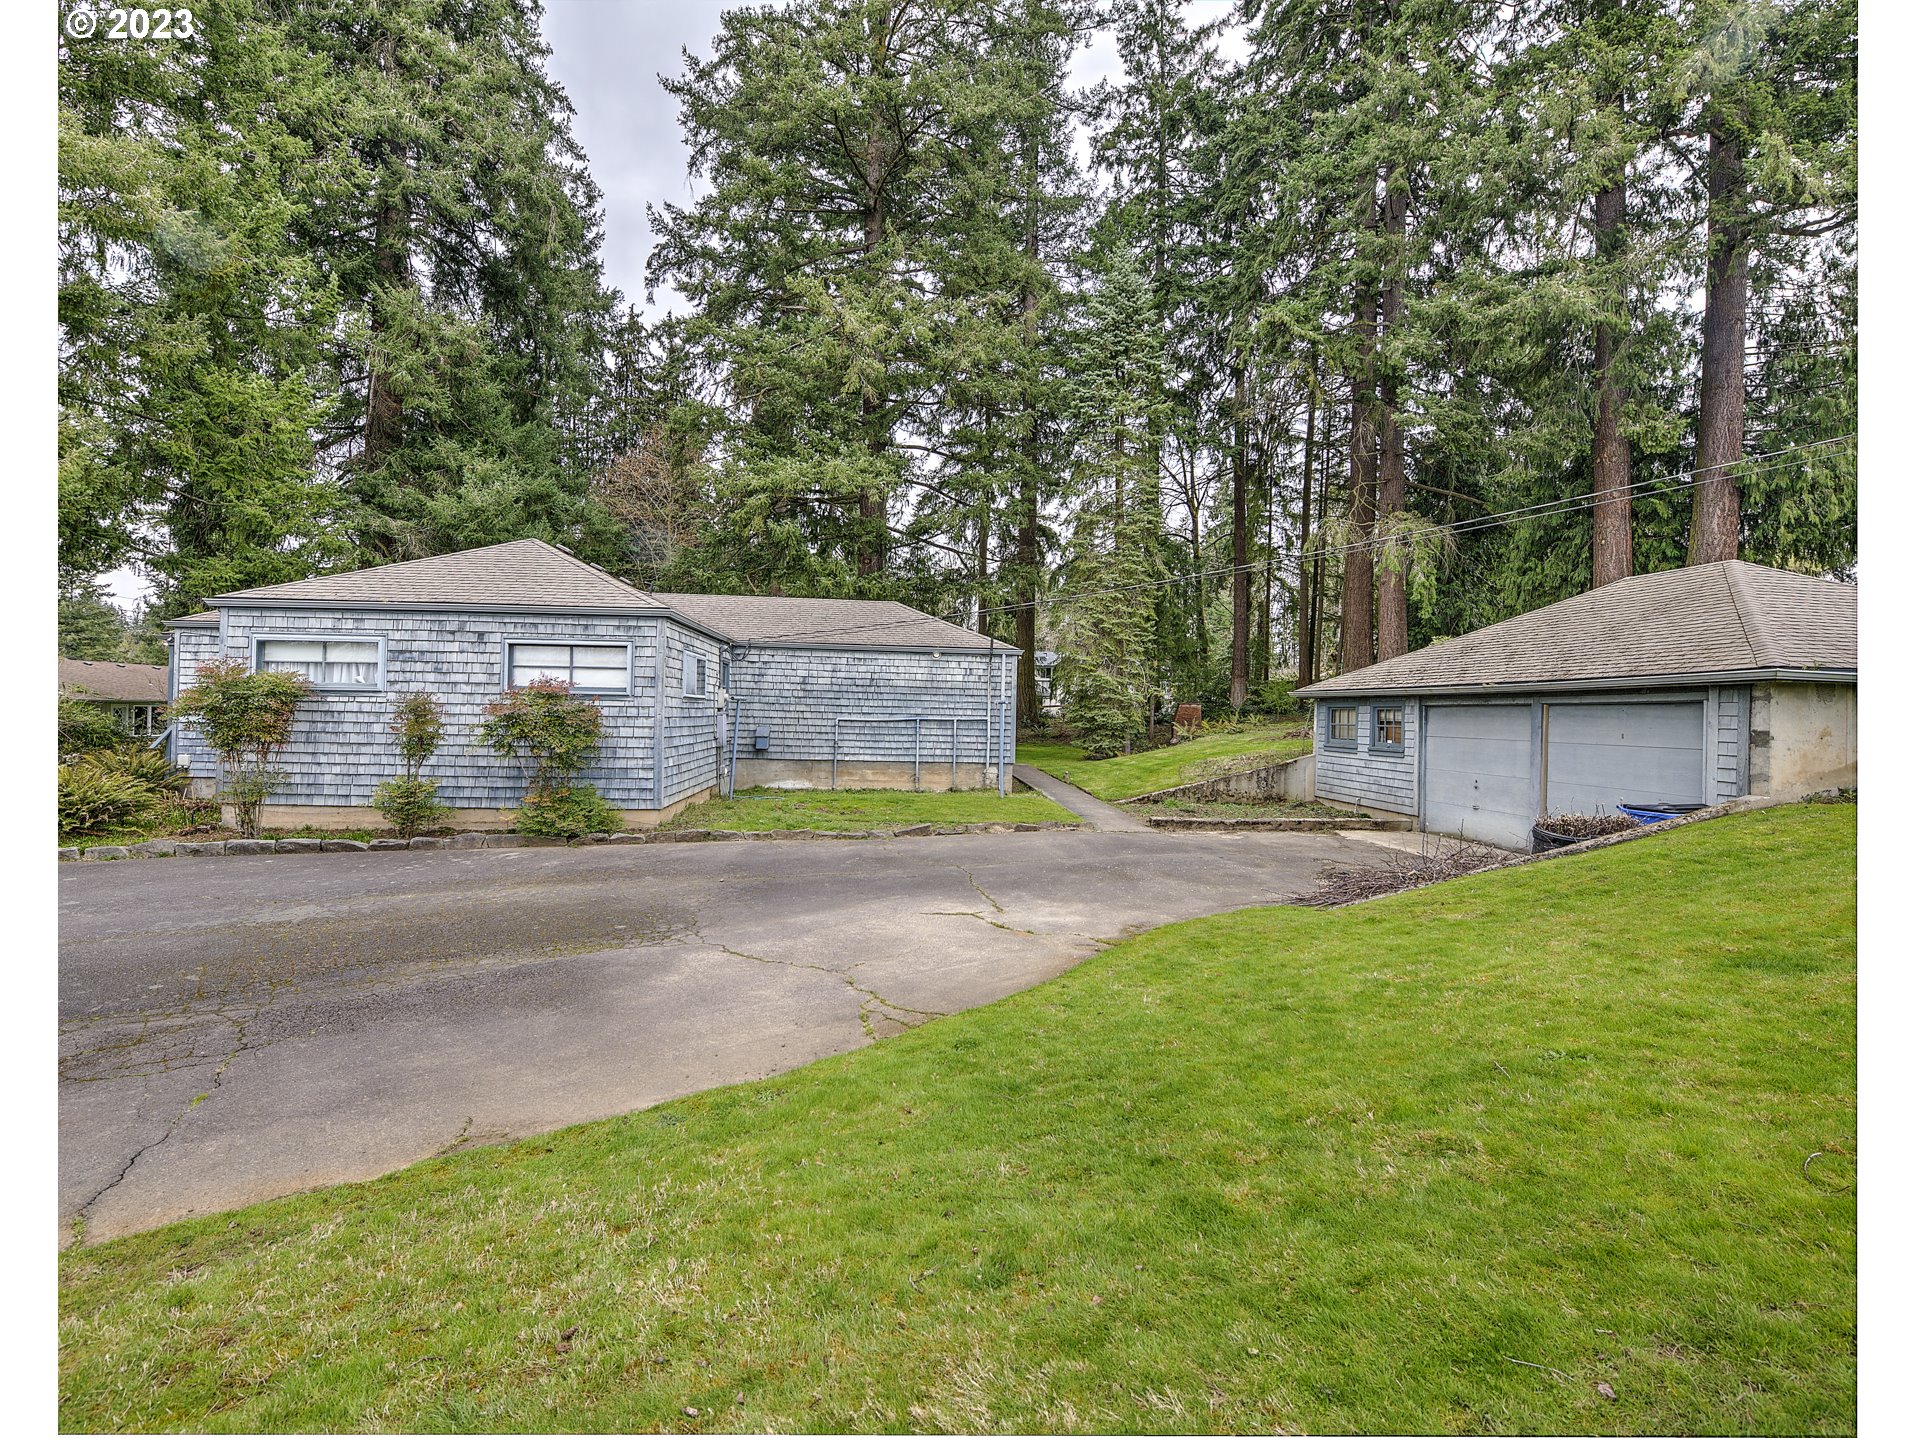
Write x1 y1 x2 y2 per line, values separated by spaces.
164 539 1018 829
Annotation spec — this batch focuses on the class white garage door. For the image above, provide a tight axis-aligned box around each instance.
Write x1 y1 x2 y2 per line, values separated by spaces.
1421 703 1536 850
1544 701 1704 817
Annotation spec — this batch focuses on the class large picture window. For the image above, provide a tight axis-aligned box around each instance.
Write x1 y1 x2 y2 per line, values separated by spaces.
256 637 383 691
507 641 631 695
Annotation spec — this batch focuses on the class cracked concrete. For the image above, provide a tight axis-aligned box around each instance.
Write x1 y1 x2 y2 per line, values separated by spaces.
60 827 1386 1244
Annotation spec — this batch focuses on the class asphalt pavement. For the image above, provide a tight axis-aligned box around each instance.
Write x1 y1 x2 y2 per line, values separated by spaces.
59 827 1381 1242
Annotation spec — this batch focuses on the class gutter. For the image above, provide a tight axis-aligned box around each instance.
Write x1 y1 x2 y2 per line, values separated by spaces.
1296 667 1857 700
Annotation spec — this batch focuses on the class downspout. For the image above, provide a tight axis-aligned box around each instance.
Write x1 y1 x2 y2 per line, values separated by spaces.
725 645 743 799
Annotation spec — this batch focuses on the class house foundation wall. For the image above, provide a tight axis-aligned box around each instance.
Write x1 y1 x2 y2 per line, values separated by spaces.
729 758 1000 792
237 788 717 833
1749 681 1857 799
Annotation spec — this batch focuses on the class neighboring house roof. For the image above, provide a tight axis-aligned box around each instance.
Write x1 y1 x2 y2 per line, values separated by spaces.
59 658 168 703
1297 560 1857 697
208 539 666 613
653 592 1016 652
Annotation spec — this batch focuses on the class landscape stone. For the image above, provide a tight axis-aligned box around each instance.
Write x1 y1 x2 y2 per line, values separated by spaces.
368 838 411 851
407 837 448 850
84 846 130 860
320 840 369 852
225 839 274 855
129 839 180 857
275 838 323 853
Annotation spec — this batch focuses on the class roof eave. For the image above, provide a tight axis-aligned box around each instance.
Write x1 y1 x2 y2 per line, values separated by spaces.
1297 666 1857 698
721 637 1024 657
205 597 668 617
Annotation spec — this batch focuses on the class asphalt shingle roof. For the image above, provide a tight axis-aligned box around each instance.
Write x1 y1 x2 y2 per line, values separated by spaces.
653 593 1014 652
59 658 168 702
1296 561 1856 696
211 539 665 612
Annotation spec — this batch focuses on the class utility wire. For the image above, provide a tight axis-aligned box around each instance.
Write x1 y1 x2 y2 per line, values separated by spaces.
714 433 1855 649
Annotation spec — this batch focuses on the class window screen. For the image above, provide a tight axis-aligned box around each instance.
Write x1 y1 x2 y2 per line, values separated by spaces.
257 638 381 689
507 642 630 694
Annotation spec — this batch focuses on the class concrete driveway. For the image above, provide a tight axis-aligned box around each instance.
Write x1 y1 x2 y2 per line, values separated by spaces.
60 829 1380 1242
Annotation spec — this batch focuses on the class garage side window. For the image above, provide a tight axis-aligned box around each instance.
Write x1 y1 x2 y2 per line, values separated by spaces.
683 654 708 697
1325 704 1359 748
1373 704 1405 752
256 637 383 691
507 642 632 695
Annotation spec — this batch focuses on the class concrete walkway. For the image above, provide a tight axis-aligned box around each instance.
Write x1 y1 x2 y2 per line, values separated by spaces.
1011 764 1151 831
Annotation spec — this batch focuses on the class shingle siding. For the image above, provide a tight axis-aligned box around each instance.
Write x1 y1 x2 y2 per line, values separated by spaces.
1710 685 1750 801
173 607 666 809
726 646 1014 776
1312 699 1419 815
661 622 723 804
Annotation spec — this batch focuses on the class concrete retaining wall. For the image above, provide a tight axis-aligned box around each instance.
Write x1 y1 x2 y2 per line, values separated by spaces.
1117 752 1315 807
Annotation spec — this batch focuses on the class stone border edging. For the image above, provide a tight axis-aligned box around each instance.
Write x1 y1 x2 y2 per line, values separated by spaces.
57 819 1083 863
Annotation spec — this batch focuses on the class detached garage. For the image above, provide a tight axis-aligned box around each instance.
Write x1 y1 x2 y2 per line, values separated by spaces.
1297 561 1857 850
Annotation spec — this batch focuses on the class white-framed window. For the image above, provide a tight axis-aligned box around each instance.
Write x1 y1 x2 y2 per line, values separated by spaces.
506 641 632 695
1372 704 1405 751
255 636 384 691
683 653 708 697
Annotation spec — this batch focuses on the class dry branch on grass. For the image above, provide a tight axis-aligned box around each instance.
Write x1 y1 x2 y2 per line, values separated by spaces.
1298 835 1513 907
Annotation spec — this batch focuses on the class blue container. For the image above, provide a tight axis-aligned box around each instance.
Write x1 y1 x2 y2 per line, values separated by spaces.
1616 802 1707 823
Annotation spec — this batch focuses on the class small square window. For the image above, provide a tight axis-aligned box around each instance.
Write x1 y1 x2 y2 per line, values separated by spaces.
1373 705 1405 750
1326 704 1359 747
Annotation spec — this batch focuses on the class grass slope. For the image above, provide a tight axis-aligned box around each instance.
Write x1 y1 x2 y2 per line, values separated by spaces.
59 805 1855 1434
662 787 1073 832
1020 724 1310 800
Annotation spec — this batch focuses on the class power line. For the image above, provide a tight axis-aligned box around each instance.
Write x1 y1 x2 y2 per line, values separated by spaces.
716 433 1856 648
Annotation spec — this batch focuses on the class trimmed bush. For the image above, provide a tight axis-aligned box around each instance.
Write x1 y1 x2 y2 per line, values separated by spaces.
516 784 621 839
58 695 129 760
375 692 450 837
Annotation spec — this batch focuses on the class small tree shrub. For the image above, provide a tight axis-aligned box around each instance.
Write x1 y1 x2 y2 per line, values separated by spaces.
167 660 308 838
58 695 128 760
1066 669 1146 759
59 759 156 839
373 691 450 836
516 784 622 838
476 679 616 834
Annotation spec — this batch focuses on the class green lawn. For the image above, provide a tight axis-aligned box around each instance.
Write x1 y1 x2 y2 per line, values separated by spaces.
1019 722 1311 800
59 804 1855 1434
662 786 1075 832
